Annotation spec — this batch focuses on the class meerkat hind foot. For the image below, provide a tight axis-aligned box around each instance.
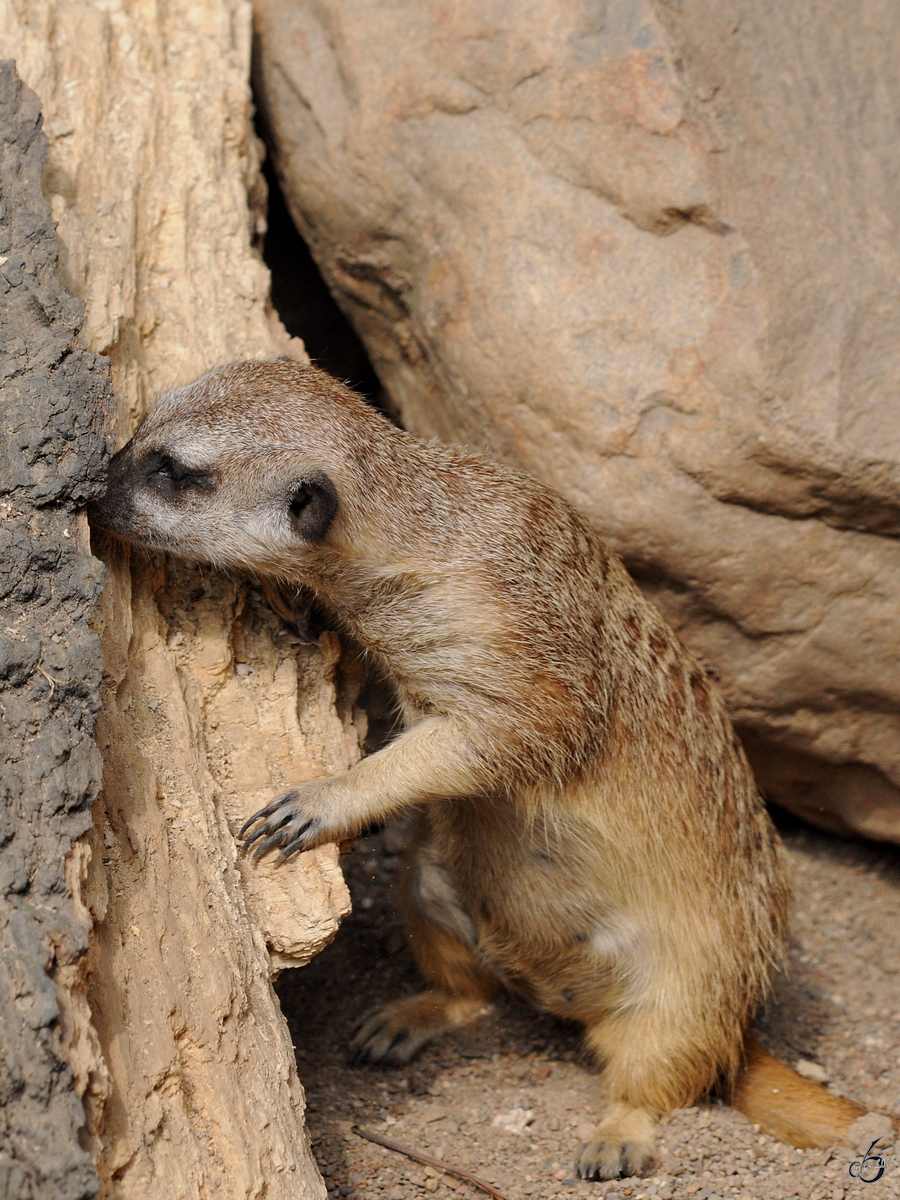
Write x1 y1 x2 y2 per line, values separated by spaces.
349 990 489 1066
574 1105 657 1181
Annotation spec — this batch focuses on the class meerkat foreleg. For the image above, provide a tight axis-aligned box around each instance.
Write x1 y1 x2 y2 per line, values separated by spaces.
240 714 485 861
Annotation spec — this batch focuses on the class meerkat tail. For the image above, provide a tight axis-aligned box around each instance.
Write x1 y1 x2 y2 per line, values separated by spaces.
732 1036 868 1148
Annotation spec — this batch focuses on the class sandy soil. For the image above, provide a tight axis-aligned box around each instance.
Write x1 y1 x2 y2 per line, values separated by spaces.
276 814 900 1200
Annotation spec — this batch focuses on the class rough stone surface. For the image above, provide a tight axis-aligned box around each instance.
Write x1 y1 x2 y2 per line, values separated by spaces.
0 62 111 1200
5 3 355 1196
253 0 900 842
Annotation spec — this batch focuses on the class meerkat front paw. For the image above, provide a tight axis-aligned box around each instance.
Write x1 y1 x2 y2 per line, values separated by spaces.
349 991 491 1066
574 1105 657 1180
240 782 342 863
349 999 440 1066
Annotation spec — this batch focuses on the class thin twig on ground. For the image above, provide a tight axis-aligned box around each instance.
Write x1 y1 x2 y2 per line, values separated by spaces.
352 1124 512 1200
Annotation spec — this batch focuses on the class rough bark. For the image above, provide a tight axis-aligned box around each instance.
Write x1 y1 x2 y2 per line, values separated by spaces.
0 62 109 1200
253 0 900 843
4 3 354 1196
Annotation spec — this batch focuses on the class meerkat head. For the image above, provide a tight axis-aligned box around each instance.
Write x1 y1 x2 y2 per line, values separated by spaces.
89 359 387 576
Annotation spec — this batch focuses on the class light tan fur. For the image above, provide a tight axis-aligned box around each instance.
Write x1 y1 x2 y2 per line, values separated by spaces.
89 359 880 1178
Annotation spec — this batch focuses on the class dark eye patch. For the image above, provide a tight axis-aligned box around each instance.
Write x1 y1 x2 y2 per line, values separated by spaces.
145 452 215 497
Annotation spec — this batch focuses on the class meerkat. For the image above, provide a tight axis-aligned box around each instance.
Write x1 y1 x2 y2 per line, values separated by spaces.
89 358 875 1180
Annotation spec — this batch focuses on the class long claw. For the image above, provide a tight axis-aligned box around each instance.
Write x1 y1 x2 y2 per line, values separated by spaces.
358 1018 387 1041
348 1016 387 1063
351 1012 383 1038
241 823 274 852
242 807 295 852
252 830 292 862
239 804 276 838
387 1029 409 1053
274 827 314 865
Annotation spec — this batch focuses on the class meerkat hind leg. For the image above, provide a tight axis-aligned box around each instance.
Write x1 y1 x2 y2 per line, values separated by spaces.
349 920 496 1066
576 1103 658 1181
576 1007 725 1180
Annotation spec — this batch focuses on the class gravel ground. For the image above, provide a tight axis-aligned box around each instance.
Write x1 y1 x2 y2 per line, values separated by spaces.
276 814 900 1200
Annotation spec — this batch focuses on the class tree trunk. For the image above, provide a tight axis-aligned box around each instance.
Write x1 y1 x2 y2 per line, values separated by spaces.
0 62 109 1200
3 2 356 1194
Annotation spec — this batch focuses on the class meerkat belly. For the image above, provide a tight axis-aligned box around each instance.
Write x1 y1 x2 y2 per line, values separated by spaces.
413 801 648 1024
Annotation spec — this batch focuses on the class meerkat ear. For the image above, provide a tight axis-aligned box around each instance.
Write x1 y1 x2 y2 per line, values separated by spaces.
287 473 339 542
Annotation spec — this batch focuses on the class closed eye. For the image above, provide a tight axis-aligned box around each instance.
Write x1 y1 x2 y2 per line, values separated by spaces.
146 453 215 493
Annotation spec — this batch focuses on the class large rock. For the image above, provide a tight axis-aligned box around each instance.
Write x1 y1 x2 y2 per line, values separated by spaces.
4 2 352 1195
253 0 900 842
